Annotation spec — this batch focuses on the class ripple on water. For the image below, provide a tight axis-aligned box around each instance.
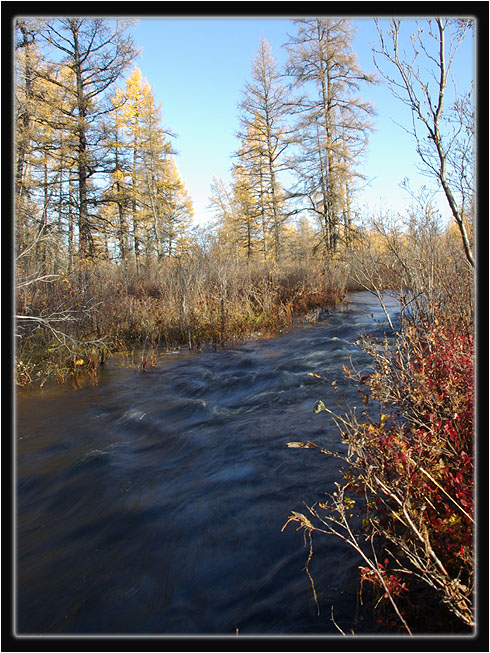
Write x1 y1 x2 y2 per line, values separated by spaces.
16 292 401 635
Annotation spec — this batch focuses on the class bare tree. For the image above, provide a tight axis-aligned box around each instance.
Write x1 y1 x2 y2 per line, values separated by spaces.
373 18 475 268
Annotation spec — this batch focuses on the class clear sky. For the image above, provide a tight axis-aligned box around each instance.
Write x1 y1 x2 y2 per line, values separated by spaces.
128 15 475 227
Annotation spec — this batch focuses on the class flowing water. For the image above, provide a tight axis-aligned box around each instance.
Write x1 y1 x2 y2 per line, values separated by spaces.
16 291 401 636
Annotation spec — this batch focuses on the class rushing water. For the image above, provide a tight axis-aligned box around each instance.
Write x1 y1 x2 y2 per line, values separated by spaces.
16 291 401 636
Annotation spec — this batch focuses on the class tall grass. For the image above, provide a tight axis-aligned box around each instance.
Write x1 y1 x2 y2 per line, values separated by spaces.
15 253 347 388
346 210 474 332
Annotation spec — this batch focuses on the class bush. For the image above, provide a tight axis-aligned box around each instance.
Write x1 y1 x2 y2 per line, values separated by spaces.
284 319 474 633
15 256 346 388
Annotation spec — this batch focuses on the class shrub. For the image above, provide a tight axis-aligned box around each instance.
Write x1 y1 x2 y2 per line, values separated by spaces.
15 256 346 387
284 319 474 633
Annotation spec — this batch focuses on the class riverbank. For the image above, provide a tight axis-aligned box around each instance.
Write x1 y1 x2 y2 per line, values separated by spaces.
284 303 475 634
15 259 348 389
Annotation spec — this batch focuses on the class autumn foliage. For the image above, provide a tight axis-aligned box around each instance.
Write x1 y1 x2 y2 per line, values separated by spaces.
349 320 474 627
284 315 474 633
15 256 346 388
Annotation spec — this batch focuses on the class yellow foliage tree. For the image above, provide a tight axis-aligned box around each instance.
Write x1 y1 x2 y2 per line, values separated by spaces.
109 67 193 262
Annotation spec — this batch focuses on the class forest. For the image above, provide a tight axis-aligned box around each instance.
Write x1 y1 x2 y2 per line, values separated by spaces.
14 16 475 636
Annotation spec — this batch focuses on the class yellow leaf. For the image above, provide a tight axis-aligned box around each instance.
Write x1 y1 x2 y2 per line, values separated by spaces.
75 359 84 366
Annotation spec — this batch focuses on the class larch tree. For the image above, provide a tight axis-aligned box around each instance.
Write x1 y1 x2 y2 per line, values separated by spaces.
231 160 262 263
15 19 37 211
209 150 270 265
15 19 53 262
137 76 192 259
15 20 78 273
36 18 138 260
111 67 191 261
237 38 290 264
156 157 194 258
208 176 241 263
115 66 148 264
235 126 272 262
103 98 132 263
283 215 317 264
284 18 375 255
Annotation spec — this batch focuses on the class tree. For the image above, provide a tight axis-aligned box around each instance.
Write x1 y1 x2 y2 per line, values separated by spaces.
282 215 317 264
113 66 149 264
373 18 475 268
284 18 375 254
15 20 51 261
36 18 138 260
15 19 37 208
237 38 290 263
15 21 78 273
155 157 193 257
231 160 262 262
235 126 273 262
208 176 241 263
209 156 271 265
103 98 132 263
109 67 191 262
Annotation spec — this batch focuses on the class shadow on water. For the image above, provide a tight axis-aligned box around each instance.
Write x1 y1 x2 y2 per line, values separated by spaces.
16 291 401 635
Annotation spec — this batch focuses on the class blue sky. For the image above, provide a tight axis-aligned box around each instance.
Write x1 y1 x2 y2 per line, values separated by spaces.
129 16 475 227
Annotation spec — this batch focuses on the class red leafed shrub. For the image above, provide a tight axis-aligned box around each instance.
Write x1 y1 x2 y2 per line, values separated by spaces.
349 321 474 628
284 319 474 633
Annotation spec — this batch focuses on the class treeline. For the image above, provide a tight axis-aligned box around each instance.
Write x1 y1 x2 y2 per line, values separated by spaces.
15 18 377 274
15 17 379 385
14 16 475 390
14 15 475 386
210 23 374 264
15 19 192 269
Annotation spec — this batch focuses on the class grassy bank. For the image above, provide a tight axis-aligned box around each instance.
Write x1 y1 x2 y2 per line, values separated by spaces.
15 256 348 388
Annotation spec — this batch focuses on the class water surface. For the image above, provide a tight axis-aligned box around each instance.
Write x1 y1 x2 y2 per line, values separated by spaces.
16 291 400 635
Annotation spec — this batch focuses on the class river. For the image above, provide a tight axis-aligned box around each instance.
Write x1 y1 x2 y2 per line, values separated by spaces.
16 291 401 636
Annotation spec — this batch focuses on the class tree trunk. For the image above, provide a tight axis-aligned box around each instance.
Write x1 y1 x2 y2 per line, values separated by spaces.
72 22 93 260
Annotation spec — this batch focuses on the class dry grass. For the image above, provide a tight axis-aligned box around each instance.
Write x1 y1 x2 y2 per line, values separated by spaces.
15 254 347 388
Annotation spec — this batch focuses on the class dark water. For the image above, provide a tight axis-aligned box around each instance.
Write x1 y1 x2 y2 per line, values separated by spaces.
16 291 401 636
